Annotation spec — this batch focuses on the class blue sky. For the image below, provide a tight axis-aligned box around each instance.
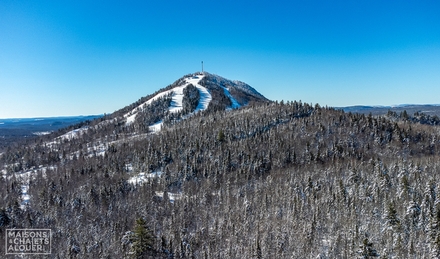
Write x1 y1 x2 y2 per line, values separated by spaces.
1 0 439 118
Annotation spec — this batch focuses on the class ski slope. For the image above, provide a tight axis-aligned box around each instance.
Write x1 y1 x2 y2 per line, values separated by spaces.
124 74 212 130
222 87 241 109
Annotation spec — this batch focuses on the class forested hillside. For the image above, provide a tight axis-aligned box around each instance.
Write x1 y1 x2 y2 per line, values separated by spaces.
1 84 440 257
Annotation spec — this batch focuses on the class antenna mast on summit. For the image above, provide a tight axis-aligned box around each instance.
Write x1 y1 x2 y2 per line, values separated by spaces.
201 61 204 74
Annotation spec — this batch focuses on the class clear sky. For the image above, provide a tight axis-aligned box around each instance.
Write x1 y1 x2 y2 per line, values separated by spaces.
1 0 439 118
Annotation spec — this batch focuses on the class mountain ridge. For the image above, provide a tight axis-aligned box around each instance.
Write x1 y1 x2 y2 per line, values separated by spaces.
340 104 440 116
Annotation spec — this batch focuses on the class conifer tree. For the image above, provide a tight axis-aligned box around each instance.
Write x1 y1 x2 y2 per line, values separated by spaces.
132 217 155 258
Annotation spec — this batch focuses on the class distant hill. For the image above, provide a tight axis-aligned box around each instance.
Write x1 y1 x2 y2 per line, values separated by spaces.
340 104 440 116
0 115 102 150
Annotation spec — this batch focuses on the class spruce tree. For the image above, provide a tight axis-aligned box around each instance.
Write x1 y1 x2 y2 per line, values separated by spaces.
132 217 155 258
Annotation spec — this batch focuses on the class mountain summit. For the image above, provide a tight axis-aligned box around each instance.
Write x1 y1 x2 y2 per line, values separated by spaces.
116 72 268 132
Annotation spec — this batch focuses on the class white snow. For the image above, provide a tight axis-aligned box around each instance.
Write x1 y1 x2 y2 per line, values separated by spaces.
59 127 88 140
128 173 147 185
168 85 187 113
21 185 30 209
33 131 52 136
222 87 241 109
155 191 182 203
166 74 212 114
86 142 107 157
125 163 134 172
195 84 212 112
5 166 53 210
124 81 188 124
128 171 180 203
128 171 163 185
124 74 212 130
149 121 163 132
126 113 137 124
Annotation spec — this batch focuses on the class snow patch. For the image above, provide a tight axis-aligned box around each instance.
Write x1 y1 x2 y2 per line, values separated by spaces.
87 143 107 158
125 163 134 173
126 113 137 124
222 87 241 109
128 171 163 185
8 166 53 210
59 127 88 140
33 131 52 136
149 121 163 132
21 185 30 209
155 191 182 203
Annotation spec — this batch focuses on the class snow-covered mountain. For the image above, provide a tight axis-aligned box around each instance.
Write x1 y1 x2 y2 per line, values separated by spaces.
0 71 269 210
123 73 211 131
12 71 268 146
117 72 268 132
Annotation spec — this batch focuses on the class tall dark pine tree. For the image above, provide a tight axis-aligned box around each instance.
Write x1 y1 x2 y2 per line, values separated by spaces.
132 217 155 258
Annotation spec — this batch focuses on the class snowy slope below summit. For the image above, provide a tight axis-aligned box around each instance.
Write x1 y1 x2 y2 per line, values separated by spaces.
204 73 267 102
169 74 212 113
222 87 241 109
124 74 212 130
194 77 212 112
